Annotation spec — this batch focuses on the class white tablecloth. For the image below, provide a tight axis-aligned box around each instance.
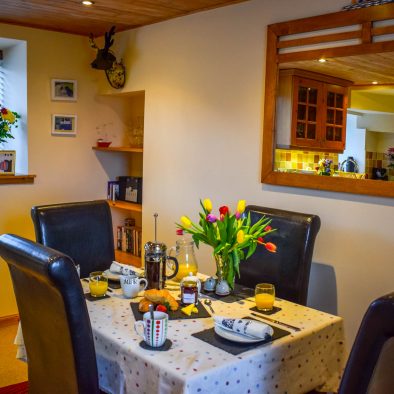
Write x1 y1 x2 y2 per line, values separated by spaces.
84 282 346 394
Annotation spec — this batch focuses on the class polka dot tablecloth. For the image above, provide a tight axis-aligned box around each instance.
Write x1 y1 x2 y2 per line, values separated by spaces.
84 283 346 394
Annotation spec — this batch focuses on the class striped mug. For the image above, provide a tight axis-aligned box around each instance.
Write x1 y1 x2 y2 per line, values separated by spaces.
134 311 168 347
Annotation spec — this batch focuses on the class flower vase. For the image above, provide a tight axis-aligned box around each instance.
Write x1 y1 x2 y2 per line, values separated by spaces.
214 254 231 296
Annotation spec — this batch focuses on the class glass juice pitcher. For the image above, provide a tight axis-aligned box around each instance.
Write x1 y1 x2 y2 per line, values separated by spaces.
169 238 198 282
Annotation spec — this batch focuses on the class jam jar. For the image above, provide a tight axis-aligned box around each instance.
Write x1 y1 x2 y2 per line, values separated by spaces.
180 273 201 305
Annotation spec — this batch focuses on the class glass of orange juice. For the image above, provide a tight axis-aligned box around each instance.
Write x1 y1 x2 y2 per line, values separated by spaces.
89 271 108 297
255 283 275 311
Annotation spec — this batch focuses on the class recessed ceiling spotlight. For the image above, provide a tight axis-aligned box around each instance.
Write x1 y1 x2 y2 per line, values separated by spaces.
82 0 94 5
318 58 327 63
372 81 378 85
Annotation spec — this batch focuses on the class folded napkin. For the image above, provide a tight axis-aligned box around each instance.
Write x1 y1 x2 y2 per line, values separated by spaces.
110 261 138 276
14 322 27 362
214 316 272 339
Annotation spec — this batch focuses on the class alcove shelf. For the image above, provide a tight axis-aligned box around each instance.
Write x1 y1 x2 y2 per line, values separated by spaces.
92 146 143 153
106 199 142 213
93 89 145 267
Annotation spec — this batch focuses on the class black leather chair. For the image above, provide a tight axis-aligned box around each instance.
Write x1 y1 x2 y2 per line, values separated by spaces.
235 205 321 305
0 234 100 394
31 200 115 278
338 292 394 394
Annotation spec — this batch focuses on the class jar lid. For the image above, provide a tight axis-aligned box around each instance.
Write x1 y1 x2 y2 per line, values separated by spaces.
180 272 201 286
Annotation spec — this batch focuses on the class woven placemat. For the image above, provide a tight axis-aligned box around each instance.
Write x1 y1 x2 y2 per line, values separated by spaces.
192 318 290 355
130 301 211 320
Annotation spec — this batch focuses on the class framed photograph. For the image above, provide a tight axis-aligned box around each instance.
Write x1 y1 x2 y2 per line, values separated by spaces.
51 114 77 136
51 79 77 101
0 150 16 175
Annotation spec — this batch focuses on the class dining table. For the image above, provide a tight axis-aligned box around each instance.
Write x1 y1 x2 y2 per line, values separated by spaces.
82 275 346 394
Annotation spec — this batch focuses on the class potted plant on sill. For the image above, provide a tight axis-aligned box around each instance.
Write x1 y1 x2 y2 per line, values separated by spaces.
0 104 21 144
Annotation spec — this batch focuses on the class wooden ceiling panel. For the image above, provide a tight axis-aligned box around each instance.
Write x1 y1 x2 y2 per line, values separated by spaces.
280 51 394 85
0 0 248 36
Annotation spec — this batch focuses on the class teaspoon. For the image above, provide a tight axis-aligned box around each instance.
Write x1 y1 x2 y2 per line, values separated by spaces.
204 299 215 314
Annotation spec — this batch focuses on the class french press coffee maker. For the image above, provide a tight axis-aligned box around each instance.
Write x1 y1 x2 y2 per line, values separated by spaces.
144 214 179 289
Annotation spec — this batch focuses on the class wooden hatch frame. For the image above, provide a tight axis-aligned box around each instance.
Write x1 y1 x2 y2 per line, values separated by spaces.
261 3 394 198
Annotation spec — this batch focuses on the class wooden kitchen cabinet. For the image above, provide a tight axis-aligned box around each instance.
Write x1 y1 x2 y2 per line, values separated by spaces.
277 69 351 152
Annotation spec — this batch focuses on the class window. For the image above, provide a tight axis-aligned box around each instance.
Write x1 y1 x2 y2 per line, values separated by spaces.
0 38 28 174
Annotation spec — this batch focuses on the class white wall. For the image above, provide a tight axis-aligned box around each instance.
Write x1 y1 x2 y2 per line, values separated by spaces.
115 0 394 348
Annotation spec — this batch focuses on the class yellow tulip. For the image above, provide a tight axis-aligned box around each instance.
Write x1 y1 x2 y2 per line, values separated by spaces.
203 198 212 213
236 230 245 244
2 111 15 123
180 216 192 228
237 200 246 214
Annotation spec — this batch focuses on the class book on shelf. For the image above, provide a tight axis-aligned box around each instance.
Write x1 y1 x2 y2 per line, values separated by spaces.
107 181 119 201
116 218 142 257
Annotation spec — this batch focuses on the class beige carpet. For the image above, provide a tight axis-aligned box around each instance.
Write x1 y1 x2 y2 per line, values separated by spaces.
0 323 27 388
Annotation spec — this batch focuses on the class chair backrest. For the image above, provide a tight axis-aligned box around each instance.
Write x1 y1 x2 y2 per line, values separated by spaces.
235 205 321 305
339 292 394 394
31 200 115 278
0 234 99 394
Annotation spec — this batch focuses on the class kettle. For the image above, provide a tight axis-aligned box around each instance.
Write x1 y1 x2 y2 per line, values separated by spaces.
340 156 359 173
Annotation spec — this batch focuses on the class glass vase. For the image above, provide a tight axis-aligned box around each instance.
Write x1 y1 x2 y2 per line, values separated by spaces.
214 254 231 296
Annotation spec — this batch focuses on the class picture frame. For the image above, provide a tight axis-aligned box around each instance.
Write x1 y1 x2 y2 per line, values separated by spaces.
0 150 16 175
51 114 77 136
51 79 77 101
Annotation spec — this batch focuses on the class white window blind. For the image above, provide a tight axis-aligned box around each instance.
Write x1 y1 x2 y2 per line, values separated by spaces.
0 50 3 103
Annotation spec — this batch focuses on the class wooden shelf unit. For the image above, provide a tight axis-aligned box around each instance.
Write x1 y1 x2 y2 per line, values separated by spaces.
96 90 145 267
92 146 143 153
106 199 142 213
115 249 141 268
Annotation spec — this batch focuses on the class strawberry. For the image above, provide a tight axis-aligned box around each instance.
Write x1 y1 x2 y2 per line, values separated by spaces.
156 304 167 313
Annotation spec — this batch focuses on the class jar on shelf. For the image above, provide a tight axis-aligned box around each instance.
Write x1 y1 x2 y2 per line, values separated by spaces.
169 231 198 282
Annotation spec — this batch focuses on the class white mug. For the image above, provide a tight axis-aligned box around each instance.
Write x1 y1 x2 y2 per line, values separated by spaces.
120 275 148 298
134 311 168 347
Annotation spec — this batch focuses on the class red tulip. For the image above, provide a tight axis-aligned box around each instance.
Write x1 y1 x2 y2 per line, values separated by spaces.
219 206 229 216
264 225 272 231
257 237 264 244
264 242 277 253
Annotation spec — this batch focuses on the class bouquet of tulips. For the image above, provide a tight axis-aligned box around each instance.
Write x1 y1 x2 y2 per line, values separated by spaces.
177 199 277 288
